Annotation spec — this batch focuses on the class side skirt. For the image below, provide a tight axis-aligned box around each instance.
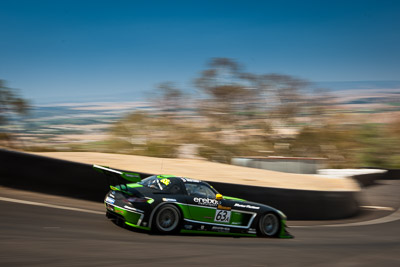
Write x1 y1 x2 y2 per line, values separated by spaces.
180 229 256 237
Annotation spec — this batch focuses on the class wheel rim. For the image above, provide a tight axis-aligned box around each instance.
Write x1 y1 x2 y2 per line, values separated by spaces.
262 213 279 236
157 207 179 232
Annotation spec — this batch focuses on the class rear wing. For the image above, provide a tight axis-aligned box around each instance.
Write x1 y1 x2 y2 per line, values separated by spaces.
93 164 141 192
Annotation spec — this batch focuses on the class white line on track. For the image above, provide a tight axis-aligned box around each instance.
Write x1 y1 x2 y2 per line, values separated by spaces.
0 196 104 215
360 205 395 211
292 208 400 228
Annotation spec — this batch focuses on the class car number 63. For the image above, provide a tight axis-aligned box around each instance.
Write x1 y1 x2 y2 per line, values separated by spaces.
214 210 231 223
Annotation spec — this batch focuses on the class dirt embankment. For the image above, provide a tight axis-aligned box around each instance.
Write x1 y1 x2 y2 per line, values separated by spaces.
33 152 360 192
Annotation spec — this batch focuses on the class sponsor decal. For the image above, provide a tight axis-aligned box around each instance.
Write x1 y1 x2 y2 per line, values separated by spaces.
105 196 115 204
162 198 177 202
217 204 231 211
234 203 260 210
214 210 231 223
211 226 230 233
184 225 193 230
194 197 218 206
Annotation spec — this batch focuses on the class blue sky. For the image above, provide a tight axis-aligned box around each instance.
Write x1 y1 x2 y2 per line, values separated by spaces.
0 0 399 104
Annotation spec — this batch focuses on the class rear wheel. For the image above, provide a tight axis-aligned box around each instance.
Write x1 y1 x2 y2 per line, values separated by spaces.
258 213 280 237
154 204 181 234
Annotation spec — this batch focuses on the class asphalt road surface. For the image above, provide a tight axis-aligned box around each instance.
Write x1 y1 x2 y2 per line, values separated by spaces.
1 181 399 266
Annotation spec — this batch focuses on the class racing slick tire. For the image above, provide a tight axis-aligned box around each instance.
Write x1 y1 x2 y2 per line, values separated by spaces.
154 204 181 234
258 212 281 237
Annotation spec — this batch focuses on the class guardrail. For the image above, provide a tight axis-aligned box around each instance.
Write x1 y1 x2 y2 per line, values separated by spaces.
0 148 364 220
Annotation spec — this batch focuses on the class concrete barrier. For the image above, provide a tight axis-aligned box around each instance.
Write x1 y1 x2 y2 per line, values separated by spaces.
208 181 360 220
383 169 400 180
363 168 400 180
232 156 324 174
318 169 387 188
0 148 360 220
352 173 386 187
0 149 153 201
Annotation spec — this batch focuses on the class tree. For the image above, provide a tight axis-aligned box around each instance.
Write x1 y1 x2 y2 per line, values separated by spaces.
194 58 322 126
0 79 30 146
194 58 260 125
0 80 30 125
109 111 180 157
151 82 184 118
259 73 308 121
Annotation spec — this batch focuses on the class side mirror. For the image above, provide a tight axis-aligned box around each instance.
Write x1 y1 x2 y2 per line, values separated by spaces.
216 193 223 200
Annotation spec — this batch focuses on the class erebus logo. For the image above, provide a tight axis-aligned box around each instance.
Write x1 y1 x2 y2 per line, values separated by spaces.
193 197 218 206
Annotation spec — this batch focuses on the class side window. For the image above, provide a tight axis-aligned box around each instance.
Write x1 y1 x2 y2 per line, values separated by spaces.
185 183 216 199
169 184 182 194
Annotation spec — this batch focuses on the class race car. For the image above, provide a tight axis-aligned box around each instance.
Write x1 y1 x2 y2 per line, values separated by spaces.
94 164 292 238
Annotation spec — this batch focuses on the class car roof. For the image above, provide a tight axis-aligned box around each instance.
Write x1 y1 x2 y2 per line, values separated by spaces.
156 175 203 184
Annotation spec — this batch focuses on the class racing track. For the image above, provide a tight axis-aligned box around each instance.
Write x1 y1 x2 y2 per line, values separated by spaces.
1 180 400 266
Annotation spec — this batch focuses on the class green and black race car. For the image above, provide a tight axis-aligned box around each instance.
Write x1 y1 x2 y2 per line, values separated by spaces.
94 165 293 238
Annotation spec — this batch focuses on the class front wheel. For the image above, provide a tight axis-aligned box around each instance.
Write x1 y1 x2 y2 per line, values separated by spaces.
258 213 281 237
154 204 181 234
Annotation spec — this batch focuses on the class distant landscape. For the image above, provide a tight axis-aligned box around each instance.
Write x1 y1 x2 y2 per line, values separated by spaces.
2 81 399 169
12 85 400 141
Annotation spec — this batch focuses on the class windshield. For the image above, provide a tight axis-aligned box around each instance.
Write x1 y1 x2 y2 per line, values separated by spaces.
138 176 171 190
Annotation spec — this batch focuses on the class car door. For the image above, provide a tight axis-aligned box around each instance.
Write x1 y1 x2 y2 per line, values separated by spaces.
184 183 219 223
